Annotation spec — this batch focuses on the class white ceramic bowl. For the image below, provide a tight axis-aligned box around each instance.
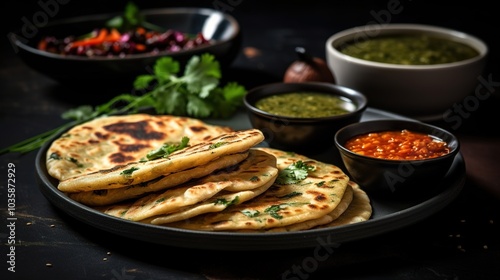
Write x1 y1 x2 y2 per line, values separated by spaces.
325 24 488 121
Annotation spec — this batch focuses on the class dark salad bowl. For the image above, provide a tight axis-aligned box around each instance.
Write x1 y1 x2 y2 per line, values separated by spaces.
8 7 241 85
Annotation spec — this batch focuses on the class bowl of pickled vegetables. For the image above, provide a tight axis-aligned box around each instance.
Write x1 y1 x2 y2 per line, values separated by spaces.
9 4 241 86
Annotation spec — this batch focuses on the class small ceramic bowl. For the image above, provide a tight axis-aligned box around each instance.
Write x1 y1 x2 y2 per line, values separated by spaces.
244 82 368 153
325 23 488 121
334 119 460 197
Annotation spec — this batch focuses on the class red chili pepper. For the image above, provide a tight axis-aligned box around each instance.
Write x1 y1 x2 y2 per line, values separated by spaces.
105 28 121 43
135 44 146 52
136 27 146 35
37 39 47 51
70 28 108 48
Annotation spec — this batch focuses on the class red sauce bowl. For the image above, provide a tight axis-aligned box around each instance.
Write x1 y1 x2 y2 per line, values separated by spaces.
334 119 460 197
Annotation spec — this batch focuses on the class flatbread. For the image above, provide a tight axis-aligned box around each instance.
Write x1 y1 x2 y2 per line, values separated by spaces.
145 179 275 225
97 148 278 222
262 182 354 232
57 128 265 192
235 183 354 233
316 180 372 228
47 114 233 181
165 147 351 231
68 151 249 206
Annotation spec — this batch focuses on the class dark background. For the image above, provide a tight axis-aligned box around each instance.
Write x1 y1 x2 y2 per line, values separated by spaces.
2 0 498 143
2 0 499 84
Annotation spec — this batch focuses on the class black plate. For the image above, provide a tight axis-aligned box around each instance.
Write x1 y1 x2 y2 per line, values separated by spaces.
35 108 465 251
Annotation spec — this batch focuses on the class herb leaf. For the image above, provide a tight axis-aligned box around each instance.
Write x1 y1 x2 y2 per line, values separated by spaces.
146 136 190 160
61 105 95 121
214 196 239 207
241 209 260 218
153 56 180 83
133 53 245 119
275 161 315 185
277 191 302 199
120 167 139 176
264 204 287 219
209 142 227 150
106 2 163 32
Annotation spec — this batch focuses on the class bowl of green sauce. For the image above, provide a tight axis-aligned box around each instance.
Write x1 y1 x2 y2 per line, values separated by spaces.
325 23 488 120
243 82 367 153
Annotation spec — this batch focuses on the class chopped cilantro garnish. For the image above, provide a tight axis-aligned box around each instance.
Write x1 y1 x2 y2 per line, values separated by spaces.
49 153 61 160
241 209 260 218
214 196 239 206
155 197 166 203
275 160 315 185
264 204 286 220
67 157 83 167
120 167 139 176
277 191 302 199
209 142 227 150
146 136 189 160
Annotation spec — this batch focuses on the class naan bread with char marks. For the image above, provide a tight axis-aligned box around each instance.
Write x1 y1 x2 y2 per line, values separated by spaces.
144 179 275 225
165 147 351 231
68 152 249 206
232 181 371 232
243 183 354 233
57 128 265 193
97 149 278 222
47 114 233 181
316 180 372 228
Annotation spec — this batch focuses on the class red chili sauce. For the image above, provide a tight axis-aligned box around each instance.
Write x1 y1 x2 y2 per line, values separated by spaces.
344 129 451 160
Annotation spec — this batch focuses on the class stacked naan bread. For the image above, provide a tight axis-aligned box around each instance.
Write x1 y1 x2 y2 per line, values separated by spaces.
46 114 372 232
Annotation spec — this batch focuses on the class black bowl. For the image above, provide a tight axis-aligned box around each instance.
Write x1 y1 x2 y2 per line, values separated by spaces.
243 82 368 153
8 7 241 85
334 120 460 197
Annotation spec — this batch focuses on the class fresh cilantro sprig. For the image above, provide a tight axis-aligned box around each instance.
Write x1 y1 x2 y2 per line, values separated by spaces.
133 54 246 118
106 1 164 32
0 54 246 156
275 161 316 185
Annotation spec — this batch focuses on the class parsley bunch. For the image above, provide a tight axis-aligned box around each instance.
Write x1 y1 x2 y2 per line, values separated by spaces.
0 54 246 155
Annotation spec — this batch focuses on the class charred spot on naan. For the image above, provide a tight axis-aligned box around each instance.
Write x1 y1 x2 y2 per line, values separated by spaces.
188 125 229 141
103 120 166 140
92 189 108 196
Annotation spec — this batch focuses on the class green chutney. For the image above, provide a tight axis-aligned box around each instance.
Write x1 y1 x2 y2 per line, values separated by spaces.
255 92 352 118
339 34 479 65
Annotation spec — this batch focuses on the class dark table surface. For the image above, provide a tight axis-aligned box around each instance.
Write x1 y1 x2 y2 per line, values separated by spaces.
1 1 500 279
